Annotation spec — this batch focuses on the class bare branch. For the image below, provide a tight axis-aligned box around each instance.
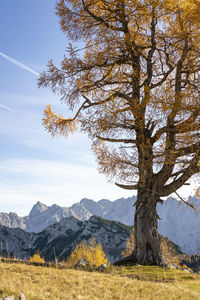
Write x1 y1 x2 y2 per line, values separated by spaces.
115 183 138 190
174 191 196 211
96 136 136 144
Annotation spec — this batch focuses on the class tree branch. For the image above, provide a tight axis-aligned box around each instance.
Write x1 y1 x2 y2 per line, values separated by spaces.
174 191 196 211
96 136 136 144
160 155 200 197
115 183 138 190
82 0 123 32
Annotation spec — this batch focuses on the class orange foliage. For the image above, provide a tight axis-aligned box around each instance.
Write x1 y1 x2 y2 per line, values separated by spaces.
39 0 200 264
67 238 108 267
39 0 200 197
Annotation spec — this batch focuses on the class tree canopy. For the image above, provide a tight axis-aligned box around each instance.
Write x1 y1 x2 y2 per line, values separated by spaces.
39 0 200 265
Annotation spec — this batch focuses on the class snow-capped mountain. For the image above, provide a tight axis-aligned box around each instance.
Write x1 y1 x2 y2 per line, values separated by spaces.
0 195 200 255
0 216 131 262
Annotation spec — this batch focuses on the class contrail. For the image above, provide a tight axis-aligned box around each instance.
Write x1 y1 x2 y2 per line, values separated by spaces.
0 104 14 112
0 51 39 76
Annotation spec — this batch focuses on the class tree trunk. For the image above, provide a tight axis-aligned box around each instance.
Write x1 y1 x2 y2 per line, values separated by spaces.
133 188 165 265
113 188 167 266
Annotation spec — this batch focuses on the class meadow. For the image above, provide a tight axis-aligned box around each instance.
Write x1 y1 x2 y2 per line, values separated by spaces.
0 261 200 300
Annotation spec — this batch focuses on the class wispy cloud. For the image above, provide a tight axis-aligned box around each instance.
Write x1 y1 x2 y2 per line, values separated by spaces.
0 51 39 76
0 104 14 112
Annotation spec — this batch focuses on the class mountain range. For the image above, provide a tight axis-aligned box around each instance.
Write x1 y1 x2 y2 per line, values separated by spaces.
0 216 131 263
0 197 136 232
0 195 200 255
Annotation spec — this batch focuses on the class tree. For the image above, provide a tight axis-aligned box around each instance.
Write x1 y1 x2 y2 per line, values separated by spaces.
39 0 200 265
66 238 108 267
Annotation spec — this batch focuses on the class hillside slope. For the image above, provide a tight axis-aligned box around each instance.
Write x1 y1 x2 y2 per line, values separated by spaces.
0 263 200 300
0 216 131 262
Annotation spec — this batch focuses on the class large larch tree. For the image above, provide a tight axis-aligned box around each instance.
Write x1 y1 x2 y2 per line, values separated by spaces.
39 0 200 265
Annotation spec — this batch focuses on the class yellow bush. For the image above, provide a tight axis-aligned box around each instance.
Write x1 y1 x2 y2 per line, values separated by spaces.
67 237 108 267
29 252 45 264
121 229 135 258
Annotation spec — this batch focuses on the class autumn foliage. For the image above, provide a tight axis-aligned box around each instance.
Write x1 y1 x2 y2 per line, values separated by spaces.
39 0 200 265
29 252 45 264
66 238 108 267
121 229 135 259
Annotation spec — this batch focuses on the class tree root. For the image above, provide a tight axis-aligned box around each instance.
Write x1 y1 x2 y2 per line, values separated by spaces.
113 254 168 267
113 254 138 266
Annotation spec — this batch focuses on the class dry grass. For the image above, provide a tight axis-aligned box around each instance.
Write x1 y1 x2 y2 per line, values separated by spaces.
0 261 200 300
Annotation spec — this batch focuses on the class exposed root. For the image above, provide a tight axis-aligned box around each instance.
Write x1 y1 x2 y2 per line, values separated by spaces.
113 254 137 266
113 254 168 267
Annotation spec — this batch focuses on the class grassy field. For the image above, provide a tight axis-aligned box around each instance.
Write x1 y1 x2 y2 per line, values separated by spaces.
0 261 200 300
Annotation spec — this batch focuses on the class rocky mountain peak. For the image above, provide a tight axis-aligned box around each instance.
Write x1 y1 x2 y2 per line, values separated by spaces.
98 199 112 208
29 201 48 218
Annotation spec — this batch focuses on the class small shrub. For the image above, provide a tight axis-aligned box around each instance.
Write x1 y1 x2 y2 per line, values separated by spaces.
29 252 45 263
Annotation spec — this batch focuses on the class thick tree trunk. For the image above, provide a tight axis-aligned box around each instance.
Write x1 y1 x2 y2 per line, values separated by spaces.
114 188 166 266
133 188 165 265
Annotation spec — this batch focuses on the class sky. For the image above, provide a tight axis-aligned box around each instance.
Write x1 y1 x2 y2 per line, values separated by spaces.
0 1 197 216
0 0 137 216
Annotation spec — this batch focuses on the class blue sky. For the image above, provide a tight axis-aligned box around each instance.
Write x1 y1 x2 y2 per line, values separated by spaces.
0 0 136 215
0 1 196 216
